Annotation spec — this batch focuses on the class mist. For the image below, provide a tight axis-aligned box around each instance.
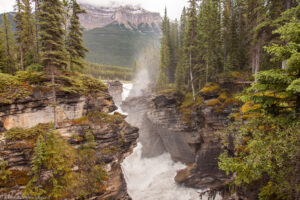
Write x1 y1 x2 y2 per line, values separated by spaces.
129 44 160 97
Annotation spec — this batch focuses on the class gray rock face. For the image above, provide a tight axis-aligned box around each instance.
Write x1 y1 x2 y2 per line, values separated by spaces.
122 87 236 191
79 4 162 31
0 90 138 199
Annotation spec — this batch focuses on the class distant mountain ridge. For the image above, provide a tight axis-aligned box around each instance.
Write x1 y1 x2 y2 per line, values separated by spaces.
79 4 162 32
0 4 161 68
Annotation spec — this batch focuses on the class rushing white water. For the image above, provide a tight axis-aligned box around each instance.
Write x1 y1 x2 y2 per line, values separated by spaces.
122 143 203 200
119 83 205 200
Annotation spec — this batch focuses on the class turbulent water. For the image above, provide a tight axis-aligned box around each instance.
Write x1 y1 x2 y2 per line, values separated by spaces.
119 84 203 200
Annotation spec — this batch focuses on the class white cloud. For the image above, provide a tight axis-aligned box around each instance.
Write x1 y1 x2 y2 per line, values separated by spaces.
0 0 188 19
0 0 15 13
78 0 188 19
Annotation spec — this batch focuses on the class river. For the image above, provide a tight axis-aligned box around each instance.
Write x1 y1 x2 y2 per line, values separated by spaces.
118 84 214 200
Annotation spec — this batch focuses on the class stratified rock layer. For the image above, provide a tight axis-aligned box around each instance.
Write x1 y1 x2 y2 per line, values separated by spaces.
79 4 161 31
0 89 138 199
121 83 243 191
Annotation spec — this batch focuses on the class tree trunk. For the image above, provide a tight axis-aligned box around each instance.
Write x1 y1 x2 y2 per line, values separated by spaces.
4 21 12 74
19 43 23 71
70 56 73 72
206 62 208 84
254 40 261 82
189 49 196 101
51 65 57 128
282 60 287 69
35 0 40 63
26 0 38 64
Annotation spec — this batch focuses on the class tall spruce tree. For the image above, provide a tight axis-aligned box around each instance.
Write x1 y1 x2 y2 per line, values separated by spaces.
0 35 7 73
157 8 171 88
1 13 16 74
185 0 198 100
175 7 187 91
66 0 88 71
39 0 67 127
34 0 41 63
15 0 24 70
22 0 38 65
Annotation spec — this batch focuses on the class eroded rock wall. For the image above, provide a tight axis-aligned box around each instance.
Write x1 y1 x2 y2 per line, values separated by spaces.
121 83 244 191
0 90 138 199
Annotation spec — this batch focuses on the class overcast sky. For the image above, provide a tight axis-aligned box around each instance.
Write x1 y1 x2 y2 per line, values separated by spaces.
0 0 188 19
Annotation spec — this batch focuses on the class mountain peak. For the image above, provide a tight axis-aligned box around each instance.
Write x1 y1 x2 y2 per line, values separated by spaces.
79 3 162 31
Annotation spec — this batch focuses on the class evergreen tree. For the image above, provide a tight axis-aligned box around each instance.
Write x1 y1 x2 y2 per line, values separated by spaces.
0 36 7 73
157 8 171 88
15 0 24 70
39 0 67 127
184 0 198 100
66 0 88 71
1 13 16 74
197 0 223 83
22 0 38 65
175 7 188 91
169 19 179 82
34 0 41 63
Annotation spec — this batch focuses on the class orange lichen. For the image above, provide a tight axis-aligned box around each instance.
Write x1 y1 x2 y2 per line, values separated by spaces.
218 92 229 102
200 83 220 94
205 99 222 107
240 101 261 113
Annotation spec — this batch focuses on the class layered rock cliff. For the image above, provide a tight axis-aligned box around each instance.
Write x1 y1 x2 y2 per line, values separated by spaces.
0 75 138 199
121 82 245 195
79 4 161 32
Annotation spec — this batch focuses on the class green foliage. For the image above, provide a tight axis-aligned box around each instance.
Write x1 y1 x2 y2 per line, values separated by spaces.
179 92 203 123
0 12 17 74
84 62 133 81
0 72 33 104
219 5 300 199
0 159 12 185
16 70 45 85
59 73 107 96
86 111 124 125
219 117 300 200
26 64 44 72
70 132 108 197
5 123 51 142
66 0 88 71
24 127 75 199
39 0 68 70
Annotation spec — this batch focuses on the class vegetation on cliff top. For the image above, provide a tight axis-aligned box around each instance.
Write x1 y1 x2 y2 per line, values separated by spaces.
3 123 108 199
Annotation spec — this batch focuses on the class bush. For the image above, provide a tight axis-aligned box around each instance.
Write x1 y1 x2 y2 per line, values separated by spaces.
0 73 33 104
219 117 300 200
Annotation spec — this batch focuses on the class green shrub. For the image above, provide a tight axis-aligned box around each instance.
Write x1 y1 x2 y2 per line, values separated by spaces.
219 117 300 200
24 128 75 199
0 73 33 104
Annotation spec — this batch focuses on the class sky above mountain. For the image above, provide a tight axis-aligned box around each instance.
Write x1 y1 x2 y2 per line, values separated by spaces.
0 0 188 19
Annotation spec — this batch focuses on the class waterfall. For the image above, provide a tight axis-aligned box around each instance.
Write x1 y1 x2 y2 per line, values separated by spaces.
119 83 221 200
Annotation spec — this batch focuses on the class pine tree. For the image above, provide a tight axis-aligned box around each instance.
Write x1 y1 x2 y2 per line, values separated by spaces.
0 37 7 73
184 0 198 100
15 0 25 71
169 19 179 82
66 0 88 71
157 8 171 89
62 0 71 49
34 0 41 63
197 0 223 84
1 13 16 74
174 7 187 92
39 0 67 127
22 0 38 65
